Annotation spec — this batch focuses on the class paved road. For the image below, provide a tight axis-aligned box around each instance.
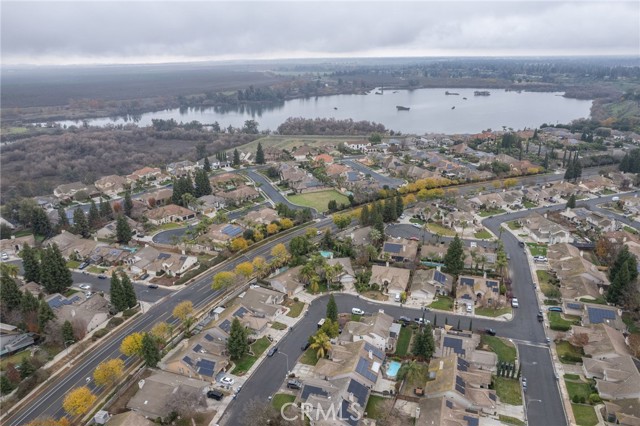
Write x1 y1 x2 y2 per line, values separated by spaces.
4 218 334 426
8 260 172 303
342 159 404 188
246 169 310 213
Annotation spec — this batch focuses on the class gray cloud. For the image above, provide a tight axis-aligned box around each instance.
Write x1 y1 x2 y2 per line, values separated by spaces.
1 1 638 65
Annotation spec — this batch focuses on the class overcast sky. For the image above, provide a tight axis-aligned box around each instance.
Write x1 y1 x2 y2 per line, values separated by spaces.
2 1 638 65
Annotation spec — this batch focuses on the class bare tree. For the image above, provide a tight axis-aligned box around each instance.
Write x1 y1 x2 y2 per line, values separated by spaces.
242 398 304 426
71 318 88 341
166 386 206 418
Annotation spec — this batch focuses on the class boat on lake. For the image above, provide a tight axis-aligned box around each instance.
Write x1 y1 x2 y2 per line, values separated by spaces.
474 90 491 96
451 106 455 109
445 91 460 95
396 105 410 111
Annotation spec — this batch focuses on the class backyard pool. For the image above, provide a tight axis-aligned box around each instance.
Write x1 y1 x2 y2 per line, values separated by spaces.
386 360 402 378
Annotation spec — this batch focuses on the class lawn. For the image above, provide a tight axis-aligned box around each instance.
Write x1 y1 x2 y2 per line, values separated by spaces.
571 404 599 426
0 349 30 370
351 314 363 322
271 393 296 411
299 347 319 366
364 395 388 419
66 260 80 269
156 222 184 231
622 312 640 333
409 218 425 225
499 415 525 426
479 208 506 217
231 336 271 375
556 340 585 364
624 225 639 235
548 312 581 331
428 296 454 311
493 376 522 405
537 270 561 299
14 229 33 238
482 335 517 363
395 327 413 356
427 223 456 237
286 301 305 318
474 229 493 239
526 243 548 257
523 200 537 208
87 266 107 274
564 377 593 401
271 322 288 330
507 221 522 230
475 306 512 318
288 190 350 212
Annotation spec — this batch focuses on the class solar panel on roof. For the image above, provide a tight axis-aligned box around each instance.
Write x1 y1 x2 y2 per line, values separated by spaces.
446 400 453 409
340 400 360 426
486 280 498 287
219 319 232 333
455 383 466 394
588 307 616 324
460 277 474 286
222 225 243 237
456 376 465 387
457 357 469 371
489 393 497 401
464 416 479 426
193 344 203 353
434 270 447 284
356 357 378 383
233 307 249 318
196 359 216 376
301 385 329 401
158 253 171 260
182 356 193 366
204 334 214 342
444 337 465 355
364 342 384 360
461 294 472 300
567 302 582 310
346 379 368 406
383 243 403 254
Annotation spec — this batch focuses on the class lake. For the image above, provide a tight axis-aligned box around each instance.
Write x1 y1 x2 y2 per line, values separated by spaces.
59 88 592 134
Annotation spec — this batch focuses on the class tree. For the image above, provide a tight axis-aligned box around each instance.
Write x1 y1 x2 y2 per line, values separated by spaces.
72 208 90 238
99 199 113 220
397 360 422 383
120 273 137 309
252 256 270 278
57 207 70 229
266 223 279 235
32 208 52 237
63 386 96 417
62 320 75 343
333 213 351 230
172 301 195 330
88 200 101 230
310 332 331 359
290 236 311 257
115 215 132 244
328 199 338 212
212 271 237 290
566 194 576 209
194 169 212 197
233 149 241 166
326 294 338 322
38 299 55 332
443 235 465 277
203 156 212 172
1 272 23 309
271 243 290 267
230 237 249 252
412 324 435 359
227 318 249 360
360 204 370 226
280 218 294 230
40 244 72 294
141 333 161 367
109 272 126 312
0 375 14 395
255 142 265 164
595 236 620 267
21 290 39 315
93 358 124 387
243 119 259 134
19 356 36 379
120 332 144 357
123 190 133 217
607 246 639 305
319 319 340 338
235 262 254 280
25 418 71 426
150 321 171 342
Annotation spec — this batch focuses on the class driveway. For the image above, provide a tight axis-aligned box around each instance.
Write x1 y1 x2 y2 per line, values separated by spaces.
342 159 404 188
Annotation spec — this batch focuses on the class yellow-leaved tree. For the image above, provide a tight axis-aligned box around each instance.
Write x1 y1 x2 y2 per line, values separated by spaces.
230 237 248 252
150 321 171 343
63 386 96 417
252 256 269 278
212 271 236 290
271 243 290 267
93 358 124 387
234 262 254 280
280 218 294 230
120 332 144 357
266 223 280 235
172 301 194 329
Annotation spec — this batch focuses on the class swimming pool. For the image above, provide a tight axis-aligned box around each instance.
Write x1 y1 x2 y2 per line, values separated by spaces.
319 251 334 259
386 360 402 378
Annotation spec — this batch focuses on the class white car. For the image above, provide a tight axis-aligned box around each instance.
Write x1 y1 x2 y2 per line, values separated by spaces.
412 223 421 229
511 298 519 308
470 242 477 248
533 256 548 262
221 377 234 385
351 308 365 315
79 284 91 290
1 252 8 261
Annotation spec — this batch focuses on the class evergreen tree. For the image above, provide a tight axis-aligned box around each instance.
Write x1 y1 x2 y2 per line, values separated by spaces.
58 207 69 229
542 152 549 170
256 142 265 164
383 198 397 222
185 174 195 196
31 208 52 237
116 215 132 244
99 199 113 220
40 244 73 294
21 291 39 316
22 244 41 283
0 274 23 308
360 204 370 226
395 195 404 218
141 333 161 367
233 149 241 166
73 208 90 238
120 274 138 309
227 317 249 360
110 273 126 312
171 178 183 205
19 357 36 379
423 324 435 358
88 200 101 230
326 294 338 323
194 169 212 197
62 320 75 343
123 190 133 218
0 375 15 395
444 235 465 277
566 194 576 209
38 299 56 332
203 156 212 172
412 326 434 358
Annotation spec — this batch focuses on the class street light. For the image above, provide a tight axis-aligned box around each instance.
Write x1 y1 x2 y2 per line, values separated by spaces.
525 399 542 424
63 340 75 368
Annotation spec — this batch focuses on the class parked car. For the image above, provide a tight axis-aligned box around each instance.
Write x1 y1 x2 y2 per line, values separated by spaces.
533 255 548 262
287 380 302 390
78 261 89 270
351 308 364 315
511 298 519 308
518 241 525 247
207 390 224 400
466 304 472 313
412 223 421 229
147 284 159 289
537 312 544 322
1 252 8 261
548 306 563 312
409 236 419 241
221 377 234 385
267 346 278 357
470 242 477 248
485 328 497 336
79 284 91 290
139 273 150 280
414 318 430 325
398 316 412 325
97 274 107 279
301 342 311 351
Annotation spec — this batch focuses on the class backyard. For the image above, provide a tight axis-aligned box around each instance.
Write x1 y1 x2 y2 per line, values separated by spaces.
288 190 350 212
481 335 517 363
364 395 393 420
231 336 271 375
395 327 413 356
428 296 454 311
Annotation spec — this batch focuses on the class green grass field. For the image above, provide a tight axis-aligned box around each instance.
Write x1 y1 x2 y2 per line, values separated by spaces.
556 340 585 364
482 335 517 363
428 296 454 311
231 336 271 375
286 301 305 318
479 208 506 217
299 347 319 366
427 223 456 237
271 393 296 411
565 378 593 401
548 312 580 331
364 395 388 419
288 190 350 212
537 270 561 299
526 243 548 257
493 377 522 405
475 306 512 318
499 415 525 426
271 322 288 330
507 221 522 230
395 327 413 356
572 404 598 426
474 229 493 239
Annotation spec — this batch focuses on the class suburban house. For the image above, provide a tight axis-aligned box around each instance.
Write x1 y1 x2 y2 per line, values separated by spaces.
52 294 111 334
139 188 173 208
204 223 245 245
370 264 411 297
145 204 196 225
463 246 496 270
326 257 356 290
95 217 139 240
340 311 395 352
209 173 246 189
90 246 130 266
425 354 497 413
314 153 333 164
457 275 501 307
240 207 280 227
100 411 154 426
341 226 373 247
296 376 369 426
410 268 454 303
325 162 349 178
218 186 260 206
381 237 419 263
519 212 573 244
545 181 579 199
314 340 385 388
583 355 640 400
344 141 371 152
292 145 314 161
547 244 609 301
419 396 480 426
581 303 626 331
161 327 229 381
126 246 198 277
166 160 199 177
570 324 630 360
217 305 268 336
269 266 305 297
94 175 128 197
196 195 226 214
0 324 35 357
46 231 105 260
578 175 616 195
238 286 286 320
603 399 640 425
435 329 498 372
53 182 99 201
0 234 36 256
126 167 163 183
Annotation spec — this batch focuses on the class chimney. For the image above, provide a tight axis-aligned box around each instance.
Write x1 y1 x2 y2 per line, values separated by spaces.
368 350 373 359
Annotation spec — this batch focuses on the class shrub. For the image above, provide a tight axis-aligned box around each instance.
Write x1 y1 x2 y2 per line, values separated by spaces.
123 308 138 318
293 297 299 303
588 393 602 405
108 317 124 328
93 329 109 340
561 353 584 363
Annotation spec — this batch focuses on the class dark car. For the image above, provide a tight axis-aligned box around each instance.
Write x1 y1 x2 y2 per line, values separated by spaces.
207 390 224 400
287 380 302 390
139 273 150 280
97 274 107 279
398 316 411 326
148 284 159 289
78 261 89 270
301 342 310 351
485 328 497 336
518 241 525 247
267 346 278 357
537 313 544 322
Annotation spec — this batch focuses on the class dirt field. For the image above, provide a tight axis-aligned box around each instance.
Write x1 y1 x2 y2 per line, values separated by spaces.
231 134 367 154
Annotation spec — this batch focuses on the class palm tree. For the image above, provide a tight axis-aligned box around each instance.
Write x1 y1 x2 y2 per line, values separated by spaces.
397 360 422 383
310 332 332 359
299 264 316 285
369 229 382 246
309 276 320 294
0 263 19 279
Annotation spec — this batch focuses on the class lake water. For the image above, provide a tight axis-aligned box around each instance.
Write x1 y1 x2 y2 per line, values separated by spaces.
59 88 592 134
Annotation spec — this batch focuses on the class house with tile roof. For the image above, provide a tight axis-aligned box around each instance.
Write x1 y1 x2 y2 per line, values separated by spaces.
370 264 411 297
410 268 453 302
146 204 196 225
456 275 501 307
268 266 304 297
570 324 630 360
518 212 573 244
583 355 640 400
94 175 128 197
126 167 163 183
339 311 395 352
161 327 229 381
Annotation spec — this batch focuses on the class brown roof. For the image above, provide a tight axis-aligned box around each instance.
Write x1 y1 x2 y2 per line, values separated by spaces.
146 204 195 220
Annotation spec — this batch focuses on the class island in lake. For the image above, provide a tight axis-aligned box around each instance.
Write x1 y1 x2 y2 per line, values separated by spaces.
396 105 410 111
